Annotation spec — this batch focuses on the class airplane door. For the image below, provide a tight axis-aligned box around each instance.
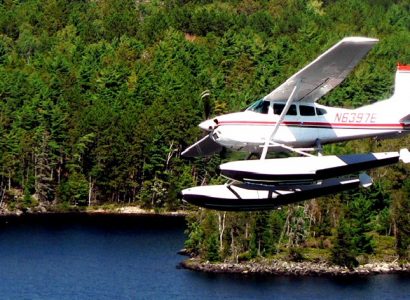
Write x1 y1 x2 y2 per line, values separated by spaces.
298 104 319 145
272 103 299 144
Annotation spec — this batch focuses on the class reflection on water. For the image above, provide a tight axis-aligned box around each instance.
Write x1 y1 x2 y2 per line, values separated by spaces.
0 214 409 300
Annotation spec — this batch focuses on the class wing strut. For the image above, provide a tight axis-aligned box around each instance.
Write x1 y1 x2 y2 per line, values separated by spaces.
261 80 301 160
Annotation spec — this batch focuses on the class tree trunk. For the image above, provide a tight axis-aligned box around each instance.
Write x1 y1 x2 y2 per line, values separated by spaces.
218 212 226 253
88 176 93 206
0 187 5 207
230 228 236 262
277 210 291 253
165 141 177 171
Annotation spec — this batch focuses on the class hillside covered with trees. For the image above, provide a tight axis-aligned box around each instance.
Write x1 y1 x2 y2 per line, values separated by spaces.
0 0 409 266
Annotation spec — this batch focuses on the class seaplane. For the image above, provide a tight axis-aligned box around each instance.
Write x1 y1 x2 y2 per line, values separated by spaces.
180 37 410 211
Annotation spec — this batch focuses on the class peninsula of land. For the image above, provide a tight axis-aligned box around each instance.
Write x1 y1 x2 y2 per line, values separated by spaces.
181 258 410 277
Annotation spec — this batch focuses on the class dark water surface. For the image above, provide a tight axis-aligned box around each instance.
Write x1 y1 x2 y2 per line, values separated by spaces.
0 214 409 300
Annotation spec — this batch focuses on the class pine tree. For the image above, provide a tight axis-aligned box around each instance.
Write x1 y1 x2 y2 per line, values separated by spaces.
331 218 359 269
394 179 410 260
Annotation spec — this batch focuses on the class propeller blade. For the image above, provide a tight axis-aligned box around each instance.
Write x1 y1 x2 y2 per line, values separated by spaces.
201 90 212 119
182 135 222 157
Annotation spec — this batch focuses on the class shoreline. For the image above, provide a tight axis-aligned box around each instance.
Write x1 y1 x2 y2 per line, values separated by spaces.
0 205 189 218
2 205 408 278
181 258 410 277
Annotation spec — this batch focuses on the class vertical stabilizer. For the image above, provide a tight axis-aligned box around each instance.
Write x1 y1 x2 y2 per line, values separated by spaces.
392 64 410 102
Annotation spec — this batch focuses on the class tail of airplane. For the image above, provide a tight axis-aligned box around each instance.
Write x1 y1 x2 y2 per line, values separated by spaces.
391 64 410 102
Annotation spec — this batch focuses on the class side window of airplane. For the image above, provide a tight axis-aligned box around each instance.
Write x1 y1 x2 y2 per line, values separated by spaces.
246 99 270 114
273 104 284 115
287 104 297 115
316 107 327 115
273 104 297 115
299 105 316 116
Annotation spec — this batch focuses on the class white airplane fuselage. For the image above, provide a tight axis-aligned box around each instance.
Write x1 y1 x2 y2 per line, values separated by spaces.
205 98 410 153
184 55 410 158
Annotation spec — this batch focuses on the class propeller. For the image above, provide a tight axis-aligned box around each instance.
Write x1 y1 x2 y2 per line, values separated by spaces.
181 91 223 158
199 90 220 131
201 90 212 120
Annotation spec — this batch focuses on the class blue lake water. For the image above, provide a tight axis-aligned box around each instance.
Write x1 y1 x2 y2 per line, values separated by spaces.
0 214 409 300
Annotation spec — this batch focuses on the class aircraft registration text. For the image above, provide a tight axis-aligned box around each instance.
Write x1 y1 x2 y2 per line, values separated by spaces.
334 112 376 123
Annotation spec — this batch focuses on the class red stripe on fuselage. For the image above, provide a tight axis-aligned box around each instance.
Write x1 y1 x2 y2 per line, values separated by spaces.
217 121 409 130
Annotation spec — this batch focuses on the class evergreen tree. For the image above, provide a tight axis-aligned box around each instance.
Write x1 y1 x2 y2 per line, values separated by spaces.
331 219 359 269
394 179 410 260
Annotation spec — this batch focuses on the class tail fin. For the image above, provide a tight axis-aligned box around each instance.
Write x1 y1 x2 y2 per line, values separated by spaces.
392 64 410 102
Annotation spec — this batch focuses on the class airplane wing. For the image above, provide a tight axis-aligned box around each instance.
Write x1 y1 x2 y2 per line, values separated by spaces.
181 135 222 157
264 37 379 103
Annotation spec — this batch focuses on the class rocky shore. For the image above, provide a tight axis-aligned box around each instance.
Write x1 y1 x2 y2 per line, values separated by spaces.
181 258 410 276
0 205 49 216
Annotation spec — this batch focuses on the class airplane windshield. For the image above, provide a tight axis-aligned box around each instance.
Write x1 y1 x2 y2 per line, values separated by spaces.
246 99 269 114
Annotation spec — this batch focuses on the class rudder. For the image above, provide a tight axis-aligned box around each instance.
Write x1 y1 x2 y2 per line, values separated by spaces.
392 64 410 102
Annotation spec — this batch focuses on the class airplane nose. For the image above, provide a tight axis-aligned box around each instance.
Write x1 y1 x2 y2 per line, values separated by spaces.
199 119 217 131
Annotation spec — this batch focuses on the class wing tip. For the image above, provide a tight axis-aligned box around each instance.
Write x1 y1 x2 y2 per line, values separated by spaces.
342 36 379 44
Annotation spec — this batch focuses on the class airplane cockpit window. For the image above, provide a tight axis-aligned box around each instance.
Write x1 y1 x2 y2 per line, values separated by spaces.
300 105 316 116
246 99 270 114
316 107 327 115
273 104 297 115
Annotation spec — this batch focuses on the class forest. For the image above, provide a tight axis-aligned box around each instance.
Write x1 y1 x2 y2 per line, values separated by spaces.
0 0 409 267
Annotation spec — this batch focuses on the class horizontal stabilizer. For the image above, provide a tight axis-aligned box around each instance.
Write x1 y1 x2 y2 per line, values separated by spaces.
400 148 410 163
400 114 410 123
182 135 222 157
